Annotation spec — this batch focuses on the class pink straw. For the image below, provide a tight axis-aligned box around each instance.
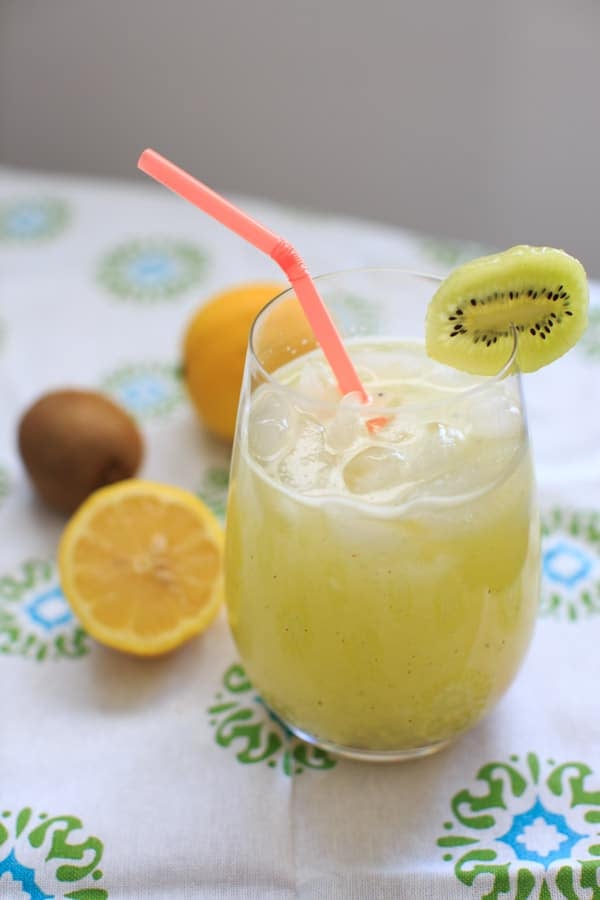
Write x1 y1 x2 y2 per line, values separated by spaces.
137 149 368 403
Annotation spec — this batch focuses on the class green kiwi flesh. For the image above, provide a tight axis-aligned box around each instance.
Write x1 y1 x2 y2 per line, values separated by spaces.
425 245 588 374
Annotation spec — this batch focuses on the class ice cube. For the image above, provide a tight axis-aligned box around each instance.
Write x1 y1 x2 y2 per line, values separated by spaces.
294 358 340 407
436 422 465 449
325 392 364 453
409 417 522 504
463 384 523 441
371 409 419 444
354 342 436 382
277 418 337 492
413 422 467 477
343 445 409 496
248 390 297 463
422 360 482 391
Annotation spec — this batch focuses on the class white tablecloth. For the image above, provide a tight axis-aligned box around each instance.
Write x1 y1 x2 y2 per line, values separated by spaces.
1 164 600 899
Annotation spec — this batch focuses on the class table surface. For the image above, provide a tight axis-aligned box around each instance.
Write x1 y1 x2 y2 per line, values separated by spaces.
1 164 600 900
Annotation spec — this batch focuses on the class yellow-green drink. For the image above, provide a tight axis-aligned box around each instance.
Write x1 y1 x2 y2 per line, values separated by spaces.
225 271 540 761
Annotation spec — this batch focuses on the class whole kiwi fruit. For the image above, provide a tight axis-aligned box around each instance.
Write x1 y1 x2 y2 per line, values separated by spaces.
18 389 144 514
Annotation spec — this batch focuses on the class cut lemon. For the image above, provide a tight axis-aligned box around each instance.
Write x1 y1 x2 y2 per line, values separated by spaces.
59 479 224 656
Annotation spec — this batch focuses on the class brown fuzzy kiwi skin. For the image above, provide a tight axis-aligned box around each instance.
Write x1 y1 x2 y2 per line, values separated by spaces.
18 389 144 514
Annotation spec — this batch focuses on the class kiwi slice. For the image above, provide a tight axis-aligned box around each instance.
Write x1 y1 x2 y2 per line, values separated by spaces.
425 245 588 374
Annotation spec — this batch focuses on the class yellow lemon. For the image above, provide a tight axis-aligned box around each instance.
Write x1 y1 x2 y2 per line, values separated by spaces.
183 282 287 442
59 479 224 656
253 294 317 374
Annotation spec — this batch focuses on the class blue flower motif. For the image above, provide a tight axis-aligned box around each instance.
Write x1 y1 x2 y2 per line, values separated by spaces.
101 363 184 419
543 541 593 588
438 753 600 897
98 239 207 301
0 850 52 899
7 205 48 237
0 199 69 242
541 509 600 621
125 251 180 288
25 586 73 632
118 373 171 414
497 797 587 867
0 561 90 662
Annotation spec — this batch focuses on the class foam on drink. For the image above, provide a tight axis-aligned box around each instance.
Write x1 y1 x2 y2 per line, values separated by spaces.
245 340 525 508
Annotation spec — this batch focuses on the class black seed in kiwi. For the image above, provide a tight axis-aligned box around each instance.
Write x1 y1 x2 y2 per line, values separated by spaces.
425 245 589 375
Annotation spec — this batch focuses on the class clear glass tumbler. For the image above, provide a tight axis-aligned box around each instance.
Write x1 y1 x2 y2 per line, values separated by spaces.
225 269 540 762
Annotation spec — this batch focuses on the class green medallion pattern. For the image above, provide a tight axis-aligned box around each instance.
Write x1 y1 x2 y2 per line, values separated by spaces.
0 560 90 662
541 508 600 621
420 237 489 270
0 467 9 508
272 203 333 226
437 752 600 899
97 238 207 301
208 663 337 776
0 805 108 898
0 198 70 243
328 291 380 334
101 362 185 420
198 466 229 522
579 307 600 359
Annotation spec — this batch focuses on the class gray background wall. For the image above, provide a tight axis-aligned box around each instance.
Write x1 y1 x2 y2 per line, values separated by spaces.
1 0 598 274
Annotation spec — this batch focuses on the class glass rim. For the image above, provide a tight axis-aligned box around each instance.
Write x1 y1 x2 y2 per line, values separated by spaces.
248 267 519 415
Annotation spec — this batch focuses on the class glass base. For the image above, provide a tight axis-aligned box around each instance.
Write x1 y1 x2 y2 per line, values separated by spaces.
283 719 454 763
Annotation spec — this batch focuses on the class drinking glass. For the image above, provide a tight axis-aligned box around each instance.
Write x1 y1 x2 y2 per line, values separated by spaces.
225 269 540 762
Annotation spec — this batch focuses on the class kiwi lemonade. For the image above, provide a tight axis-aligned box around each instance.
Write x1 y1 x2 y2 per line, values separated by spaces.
226 339 539 757
226 252 587 759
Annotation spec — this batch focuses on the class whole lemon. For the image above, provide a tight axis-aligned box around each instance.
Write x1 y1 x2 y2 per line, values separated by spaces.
183 282 286 442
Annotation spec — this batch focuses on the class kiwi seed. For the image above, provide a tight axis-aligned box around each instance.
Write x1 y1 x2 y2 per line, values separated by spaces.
425 245 589 374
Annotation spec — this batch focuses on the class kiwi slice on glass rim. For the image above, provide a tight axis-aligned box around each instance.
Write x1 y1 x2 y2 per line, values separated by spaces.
425 245 588 374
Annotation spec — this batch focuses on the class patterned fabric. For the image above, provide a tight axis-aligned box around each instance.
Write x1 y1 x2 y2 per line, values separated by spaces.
1 163 599 898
